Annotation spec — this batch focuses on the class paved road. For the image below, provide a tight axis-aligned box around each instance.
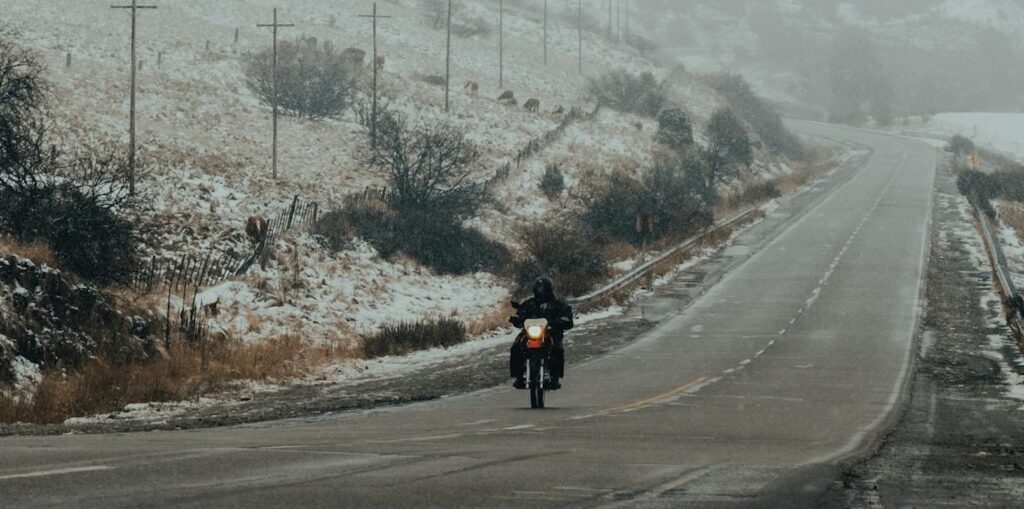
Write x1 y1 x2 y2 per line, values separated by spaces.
0 123 936 508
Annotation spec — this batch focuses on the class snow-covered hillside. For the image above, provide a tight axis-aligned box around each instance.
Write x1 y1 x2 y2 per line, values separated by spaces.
0 0 738 350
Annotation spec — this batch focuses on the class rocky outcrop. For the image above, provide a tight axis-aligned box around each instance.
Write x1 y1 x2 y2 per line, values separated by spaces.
0 255 157 390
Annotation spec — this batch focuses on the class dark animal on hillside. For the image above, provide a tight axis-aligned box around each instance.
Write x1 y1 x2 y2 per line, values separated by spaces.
421 74 447 86
551 105 565 115
341 47 366 66
245 215 269 248
202 298 220 317
497 90 516 104
524 98 540 113
374 55 385 71
465 81 479 96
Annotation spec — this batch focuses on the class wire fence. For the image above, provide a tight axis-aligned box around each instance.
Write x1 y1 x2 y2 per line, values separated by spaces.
130 102 599 298
488 103 601 186
129 194 320 295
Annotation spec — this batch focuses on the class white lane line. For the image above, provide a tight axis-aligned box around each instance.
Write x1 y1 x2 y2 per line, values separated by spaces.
501 424 535 431
801 140 933 467
0 466 114 481
720 141 910 385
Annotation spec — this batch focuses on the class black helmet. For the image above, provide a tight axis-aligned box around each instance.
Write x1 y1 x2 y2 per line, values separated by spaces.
532 276 555 301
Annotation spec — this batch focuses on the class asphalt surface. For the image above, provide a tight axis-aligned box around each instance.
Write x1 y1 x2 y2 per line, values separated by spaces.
0 123 937 508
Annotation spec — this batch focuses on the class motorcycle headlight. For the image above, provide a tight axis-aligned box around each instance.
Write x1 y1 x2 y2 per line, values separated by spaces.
527 325 544 340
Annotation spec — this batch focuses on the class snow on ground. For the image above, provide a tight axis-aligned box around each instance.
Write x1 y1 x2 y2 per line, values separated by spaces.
994 201 1024 286
920 113 1024 161
0 0 728 341
0 0 824 424
197 235 508 345
938 0 1024 36
959 197 1024 404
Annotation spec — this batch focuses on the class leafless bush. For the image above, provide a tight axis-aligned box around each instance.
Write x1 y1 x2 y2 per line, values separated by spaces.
512 218 608 297
451 16 492 38
706 73 804 159
579 163 711 246
0 144 146 283
539 163 565 199
946 134 975 158
349 89 393 129
366 113 486 219
586 70 668 117
246 37 357 120
624 34 658 56
421 0 462 30
0 26 56 196
0 29 144 284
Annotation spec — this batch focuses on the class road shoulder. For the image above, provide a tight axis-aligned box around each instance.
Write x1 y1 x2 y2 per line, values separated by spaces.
820 155 1024 507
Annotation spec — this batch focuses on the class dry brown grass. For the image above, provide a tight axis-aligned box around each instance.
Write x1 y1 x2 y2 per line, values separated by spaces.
466 304 514 336
775 157 838 196
604 242 640 270
0 334 358 425
0 235 60 268
714 144 840 220
999 202 1024 240
104 286 169 314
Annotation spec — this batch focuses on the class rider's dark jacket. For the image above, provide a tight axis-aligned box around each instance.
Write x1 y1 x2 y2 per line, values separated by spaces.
510 297 574 347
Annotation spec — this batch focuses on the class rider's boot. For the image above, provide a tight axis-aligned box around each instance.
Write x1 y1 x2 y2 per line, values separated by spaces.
545 376 561 390
513 377 527 390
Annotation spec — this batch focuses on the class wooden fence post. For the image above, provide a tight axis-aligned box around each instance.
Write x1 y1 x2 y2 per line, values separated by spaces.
286 194 299 229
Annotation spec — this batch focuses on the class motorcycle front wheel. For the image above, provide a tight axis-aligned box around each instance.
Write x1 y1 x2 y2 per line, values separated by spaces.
529 357 545 409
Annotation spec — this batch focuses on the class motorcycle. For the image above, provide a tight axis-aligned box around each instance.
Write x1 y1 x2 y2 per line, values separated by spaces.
517 317 554 409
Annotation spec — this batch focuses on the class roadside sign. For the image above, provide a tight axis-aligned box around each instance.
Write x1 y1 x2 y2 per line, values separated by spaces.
967 154 980 169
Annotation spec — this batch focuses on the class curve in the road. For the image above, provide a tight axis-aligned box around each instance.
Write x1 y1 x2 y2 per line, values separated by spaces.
0 123 937 508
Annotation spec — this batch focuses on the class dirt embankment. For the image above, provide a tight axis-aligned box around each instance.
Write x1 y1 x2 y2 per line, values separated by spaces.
821 157 1024 507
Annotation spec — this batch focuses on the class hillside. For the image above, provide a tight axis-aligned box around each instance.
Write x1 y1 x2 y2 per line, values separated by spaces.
0 0 807 404
638 0 1024 115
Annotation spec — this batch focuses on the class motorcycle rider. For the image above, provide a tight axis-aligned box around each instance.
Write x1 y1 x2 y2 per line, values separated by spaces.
509 276 574 390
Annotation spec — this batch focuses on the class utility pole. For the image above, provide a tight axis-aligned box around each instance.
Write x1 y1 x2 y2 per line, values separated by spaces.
543 0 548 65
256 8 294 180
359 3 392 148
499 0 503 89
608 0 612 40
111 0 157 196
617 0 621 39
577 0 582 76
445 0 452 112
618 0 626 39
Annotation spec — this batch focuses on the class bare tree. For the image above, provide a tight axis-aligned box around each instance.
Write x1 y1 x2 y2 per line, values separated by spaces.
0 26 54 194
364 113 485 219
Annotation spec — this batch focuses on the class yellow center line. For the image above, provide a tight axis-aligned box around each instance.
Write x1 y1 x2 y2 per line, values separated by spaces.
600 375 709 415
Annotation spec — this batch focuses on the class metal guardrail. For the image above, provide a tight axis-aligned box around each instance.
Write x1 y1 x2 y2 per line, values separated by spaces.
566 206 760 307
973 203 1024 333
563 136 871 309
